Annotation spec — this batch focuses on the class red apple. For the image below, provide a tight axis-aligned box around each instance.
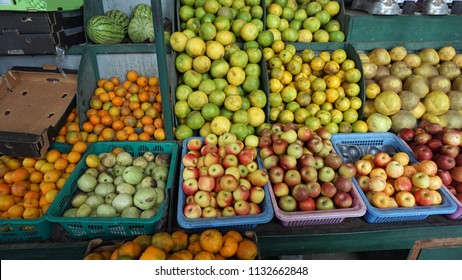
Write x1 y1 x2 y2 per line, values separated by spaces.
237 149 254 166
187 138 203 151
263 155 279 170
318 166 336 182
222 206 236 217
437 169 452 186
334 175 353 193
182 166 199 180
298 153 316 168
208 163 224 178
247 169 269 187
417 159 438 176
216 190 233 208
414 132 432 145
411 172 431 189
283 169 302 187
197 176 215 192
182 178 198 196
443 131 461 146
371 192 390 208
201 143 218 156
368 176 387 192
413 188 434 206
356 175 370 192
455 154 462 166
272 139 289 155
307 137 323 154
324 152 343 170
249 186 265 204
306 181 321 198
338 162 357 178
333 191 353 208
451 166 462 182
272 182 290 197
297 126 313 142
373 152 392 168
355 159 373 176
315 196 334 210
435 154 456 171
398 128 415 142
269 166 285 184
259 146 274 159
225 143 241 155
194 190 212 208
300 165 318 183
395 191 416 207
220 174 239 192
183 203 202 219
385 160 404 179
182 153 198 167
320 181 337 198
316 127 332 140
413 145 434 161
222 154 239 169
424 122 443 135
292 183 310 202
204 134 218 146
426 139 443 153
234 200 251 215
297 197 316 211
278 195 297 212
279 154 298 170
394 176 413 192
440 145 460 158
201 206 218 218
249 202 261 214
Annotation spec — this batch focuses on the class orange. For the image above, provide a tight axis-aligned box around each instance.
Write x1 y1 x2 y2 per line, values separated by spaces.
236 239 258 260
138 91 150 103
108 106 120 118
86 108 98 118
214 254 225 260
0 194 15 211
110 249 120 260
29 183 40 193
100 251 112 260
101 128 116 141
11 181 30 197
199 229 223 253
171 230 189 252
39 196 49 208
45 189 59 203
0 163 11 178
85 154 100 168
65 131 82 145
115 86 126 97
24 191 40 200
89 115 101 125
67 122 80 132
23 198 39 209
97 78 107 88
72 141 88 154
118 241 142 259
3 171 13 184
67 151 82 164
132 108 145 119
151 232 175 253
39 182 56 195
126 70 139 82
148 77 158 86
127 133 139 141
101 115 114 126
124 115 137 127
136 76 148 87
154 118 164 129
86 134 98 143
187 241 202 256
128 84 139 95
33 159 46 172
94 87 106 96
7 204 24 219
0 184 11 195
22 157 37 168
5 158 21 170
40 203 51 215
115 130 129 141
112 96 124 107
155 94 162 103
56 177 67 190
133 235 152 251
194 251 215 260
143 124 155 135
65 164 76 174
170 250 193 260
153 128 166 140
82 122 94 133
98 92 111 103
129 101 140 111
152 102 162 113
139 246 166 260
40 162 55 173
123 126 135 135
11 167 30 182
102 80 115 92
112 147 125 155
219 235 239 258
83 252 106 260
54 158 69 171
43 170 61 183
23 207 40 219
138 132 151 141
93 123 105 135
145 107 159 119
111 120 125 131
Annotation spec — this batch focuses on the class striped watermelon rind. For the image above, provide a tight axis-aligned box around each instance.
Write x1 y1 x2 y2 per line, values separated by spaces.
105 9 130 34
86 16 125 44
128 15 154 44
131 3 152 19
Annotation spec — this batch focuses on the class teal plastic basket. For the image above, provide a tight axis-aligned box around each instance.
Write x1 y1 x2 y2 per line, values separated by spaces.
46 141 179 240
331 132 458 223
0 143 72 243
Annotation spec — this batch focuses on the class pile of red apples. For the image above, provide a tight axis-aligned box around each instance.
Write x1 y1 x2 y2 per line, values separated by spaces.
259 123 357 212
398 121 462 203
181 132 268 219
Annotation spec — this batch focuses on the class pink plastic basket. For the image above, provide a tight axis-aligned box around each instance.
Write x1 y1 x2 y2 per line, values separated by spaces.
267 179 367 227
445 190 462 220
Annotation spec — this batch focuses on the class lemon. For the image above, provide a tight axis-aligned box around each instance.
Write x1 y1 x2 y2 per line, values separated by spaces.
210 116 231 135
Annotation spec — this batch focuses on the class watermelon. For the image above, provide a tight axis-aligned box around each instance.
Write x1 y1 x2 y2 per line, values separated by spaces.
105 9 130 35
131 3 153 19
86 16 125 44
128 16 154 43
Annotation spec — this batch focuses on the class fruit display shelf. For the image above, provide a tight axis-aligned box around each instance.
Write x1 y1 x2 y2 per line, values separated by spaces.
0 143 72 243
46 141 179 240
331 132 458 223
177 137 274 230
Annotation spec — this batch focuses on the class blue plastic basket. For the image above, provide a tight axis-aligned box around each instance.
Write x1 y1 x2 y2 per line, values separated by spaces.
177 137 274 230
46 141 179 240
331 132 458 223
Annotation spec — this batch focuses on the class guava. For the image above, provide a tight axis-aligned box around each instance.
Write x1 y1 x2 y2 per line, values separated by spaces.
134 187 157 211
366 113 392 132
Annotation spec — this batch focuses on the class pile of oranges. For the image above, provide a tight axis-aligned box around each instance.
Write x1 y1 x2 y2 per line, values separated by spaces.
80 70 165 142
0 142 87 219
83 229 258 260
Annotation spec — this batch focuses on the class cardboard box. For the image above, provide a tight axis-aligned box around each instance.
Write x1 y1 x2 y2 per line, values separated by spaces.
0 0 83 12
0 67 77 157
0 10 85 54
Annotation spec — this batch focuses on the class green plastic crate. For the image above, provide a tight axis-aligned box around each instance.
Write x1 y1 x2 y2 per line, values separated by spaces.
46 141 179 240
0 143 72 243
345 10 462 43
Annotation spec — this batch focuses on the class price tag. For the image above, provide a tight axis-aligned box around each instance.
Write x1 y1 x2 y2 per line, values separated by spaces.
0 0 11 6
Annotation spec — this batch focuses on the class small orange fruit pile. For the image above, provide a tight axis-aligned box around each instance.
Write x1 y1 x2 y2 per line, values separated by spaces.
0 142 87 219
80 70 165 142
83 229 258 260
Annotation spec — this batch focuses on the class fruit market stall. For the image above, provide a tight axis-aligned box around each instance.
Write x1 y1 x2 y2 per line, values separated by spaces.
2 0 462 261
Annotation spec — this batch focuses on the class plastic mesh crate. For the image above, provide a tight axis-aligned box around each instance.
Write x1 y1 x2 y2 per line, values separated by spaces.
177 137 274 230
46 141 179 240
0 143 72 243
331 132 458 223
267 175 367 227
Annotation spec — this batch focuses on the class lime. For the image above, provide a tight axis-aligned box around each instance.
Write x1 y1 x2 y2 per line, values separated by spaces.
201 103 221 121
269 107 281 122
206 41 225 60
240 22 259 41
281 28 298 42
220 107 234 120
224 84 240 96
335 96 351 111
241 96 251 110
208 89 226 106
257 30 274 48
214 16 231 31
286 101 301 112
277 18 290 32
175 53 193 73
316 110 332 125
213 78 228 91
245 63 261 77
266 14 281 29
175 124 194 140
345 68 362 83
301 49 315 63
169 32 189 52
248 89 267 108
186 37 206 58
231 18 247 37
281 7 295 21
236 10 252 22
204 0 221 14
294 107 310 124
175 84 193 101
183 70 203 88
307 103 321 116
338 121 353 133
268 3 283 16
324 1 341 16
242 75 260 93
306 2 322 16
193 55 212 74
304 116 321 131
324 122 339 134
250 5 264 19
344 83 361 97
352 120 368 133
298 29 313 42
215 30 236 45
201 13 216 24
343 108 359 124
224 95 243 111
210 59 230 78
230 123 249 141
313 29 329 42
179 6 195 22
269 92 283 107
230 50 249 68
278 109 294 124
227 66 246 86
281 86 297 102
331 49 347 64
247 107 266 127
232 109 249 124
187 90 208 110
186 111 206 130
329 31 345 43
199 122 212 137
174 100 191 119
